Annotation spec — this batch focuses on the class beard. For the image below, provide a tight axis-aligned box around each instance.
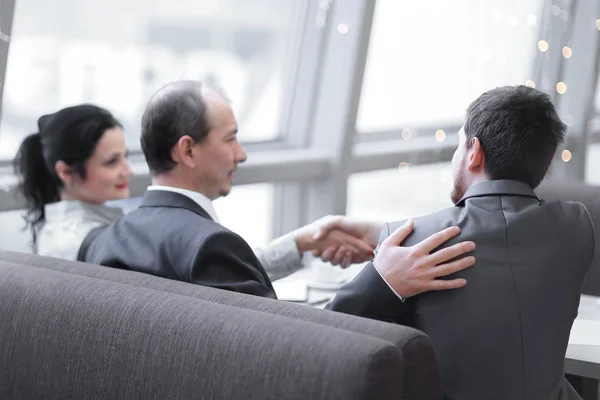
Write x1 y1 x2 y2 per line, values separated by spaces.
218 176 233 198
450 168 468 204
219 183 232 198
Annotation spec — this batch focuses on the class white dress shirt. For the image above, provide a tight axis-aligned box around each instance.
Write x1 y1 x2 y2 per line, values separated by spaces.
147 185 304 281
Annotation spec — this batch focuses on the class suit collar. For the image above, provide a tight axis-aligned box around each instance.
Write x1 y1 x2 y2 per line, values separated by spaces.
456 180 539 206
139 190 214 221
147 185 219 222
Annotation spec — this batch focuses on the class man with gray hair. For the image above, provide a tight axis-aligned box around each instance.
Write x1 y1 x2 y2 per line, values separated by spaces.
84 80 475 300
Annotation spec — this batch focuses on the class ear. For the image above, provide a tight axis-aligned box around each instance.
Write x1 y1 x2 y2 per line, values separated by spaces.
174 135 197 169
467 137 485 172
54 161 73 186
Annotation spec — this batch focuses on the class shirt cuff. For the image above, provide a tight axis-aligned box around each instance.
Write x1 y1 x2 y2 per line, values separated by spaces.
373 263 406 302
255 231 304 281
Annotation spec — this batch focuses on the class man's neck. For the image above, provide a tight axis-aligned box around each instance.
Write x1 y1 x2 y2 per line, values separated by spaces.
469 175 489 188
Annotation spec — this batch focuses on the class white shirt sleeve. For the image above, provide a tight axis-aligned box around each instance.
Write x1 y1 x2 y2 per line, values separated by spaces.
372 262 406 301
254 231 305 282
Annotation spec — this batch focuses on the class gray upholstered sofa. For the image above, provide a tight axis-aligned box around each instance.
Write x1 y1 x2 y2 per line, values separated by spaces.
0 251 443 400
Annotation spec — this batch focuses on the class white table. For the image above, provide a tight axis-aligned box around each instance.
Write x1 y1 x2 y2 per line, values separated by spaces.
272 261 364 307
566 295 600 400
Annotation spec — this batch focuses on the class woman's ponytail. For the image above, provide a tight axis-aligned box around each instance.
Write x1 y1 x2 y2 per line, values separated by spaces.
13 132 60 246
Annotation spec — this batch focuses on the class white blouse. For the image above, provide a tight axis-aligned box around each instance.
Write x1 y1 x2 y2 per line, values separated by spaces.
36 200 123 261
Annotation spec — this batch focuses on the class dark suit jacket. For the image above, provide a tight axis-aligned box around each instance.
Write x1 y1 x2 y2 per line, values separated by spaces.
85 190 276 299
328 180 594 400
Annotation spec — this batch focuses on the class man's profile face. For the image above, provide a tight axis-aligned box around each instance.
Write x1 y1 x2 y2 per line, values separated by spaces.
450 126 469 204
192 96 247 200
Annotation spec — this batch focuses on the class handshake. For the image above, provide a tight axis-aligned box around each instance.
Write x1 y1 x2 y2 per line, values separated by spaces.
294 216 382 269
294 216 476 299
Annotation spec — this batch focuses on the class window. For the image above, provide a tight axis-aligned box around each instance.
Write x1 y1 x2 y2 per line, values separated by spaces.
586 143 600 185
0 209 32 252
347 163 455 222
214 183 274 248
595 71 600 112
357 0 543 133
0 0 305 159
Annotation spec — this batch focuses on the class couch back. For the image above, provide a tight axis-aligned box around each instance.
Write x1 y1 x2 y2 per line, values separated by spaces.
0 252 443 400
537 180 600 296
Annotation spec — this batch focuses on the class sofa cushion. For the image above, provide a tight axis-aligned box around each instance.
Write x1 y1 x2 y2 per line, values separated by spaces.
0 251 443 400
0 261 406 400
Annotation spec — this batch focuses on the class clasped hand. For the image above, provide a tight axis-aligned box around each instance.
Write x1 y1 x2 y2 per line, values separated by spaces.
294 215 381 269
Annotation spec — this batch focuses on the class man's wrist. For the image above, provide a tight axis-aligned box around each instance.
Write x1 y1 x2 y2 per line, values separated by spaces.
373 262 407 302
294 231 313 254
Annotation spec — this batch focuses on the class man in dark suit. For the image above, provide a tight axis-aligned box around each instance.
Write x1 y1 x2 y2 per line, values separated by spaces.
326 85 595 399
85 80 477 300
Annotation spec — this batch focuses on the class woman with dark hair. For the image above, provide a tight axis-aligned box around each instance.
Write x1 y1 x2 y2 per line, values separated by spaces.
13 104 132 260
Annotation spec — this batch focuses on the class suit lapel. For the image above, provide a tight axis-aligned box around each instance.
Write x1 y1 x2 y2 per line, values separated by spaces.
139 190 213 221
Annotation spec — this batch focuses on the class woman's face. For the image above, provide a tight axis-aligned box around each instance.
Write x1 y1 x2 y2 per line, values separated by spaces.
67 126 132 203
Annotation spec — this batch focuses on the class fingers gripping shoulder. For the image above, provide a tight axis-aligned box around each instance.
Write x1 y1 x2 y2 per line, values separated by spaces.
375 220 411 255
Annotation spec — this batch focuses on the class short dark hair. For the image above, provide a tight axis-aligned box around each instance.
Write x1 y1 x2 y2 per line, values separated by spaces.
141 80 216 174
13 104 122 245
463 85 566 188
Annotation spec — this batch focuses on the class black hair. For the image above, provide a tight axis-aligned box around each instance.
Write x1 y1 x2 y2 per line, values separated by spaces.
13 104 122 246
140 80 216 174
463 85 566 188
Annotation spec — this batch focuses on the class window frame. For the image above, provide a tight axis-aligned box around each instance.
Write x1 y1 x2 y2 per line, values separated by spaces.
2 0 598 242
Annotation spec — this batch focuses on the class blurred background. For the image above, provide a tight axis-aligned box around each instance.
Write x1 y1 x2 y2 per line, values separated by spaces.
0 0 598 253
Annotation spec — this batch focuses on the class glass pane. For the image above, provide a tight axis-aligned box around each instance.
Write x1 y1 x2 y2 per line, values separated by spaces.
0 209 32 253
357 0 542 133
214 183 274 248
347 164 455 222
595 72 600 111
0 0 304 159
586 142 600 185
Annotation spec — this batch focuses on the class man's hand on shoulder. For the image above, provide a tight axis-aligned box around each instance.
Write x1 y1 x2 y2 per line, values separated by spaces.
375 220 476 299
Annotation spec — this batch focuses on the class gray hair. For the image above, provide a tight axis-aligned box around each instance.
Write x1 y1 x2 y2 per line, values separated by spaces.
140 80 228 174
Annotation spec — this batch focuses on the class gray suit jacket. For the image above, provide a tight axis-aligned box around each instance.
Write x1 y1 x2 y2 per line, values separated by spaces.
85 190 276 299
328 180 594 400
